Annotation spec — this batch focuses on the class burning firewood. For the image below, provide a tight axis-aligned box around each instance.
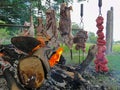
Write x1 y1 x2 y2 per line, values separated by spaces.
48 47 63 67
0 44 26 65
3 68 27 90
11 36 51 89
11 36 41 54
18 56 45 89
0 36 98 90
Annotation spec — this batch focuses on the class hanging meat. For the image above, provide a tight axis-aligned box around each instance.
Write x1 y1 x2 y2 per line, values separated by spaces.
45 8 60 48
19 21 30 36
73 29 88 52
73 4 88 52
36 17 44 33
59 3 73 49
28 16 35 37
36 17 50 45
94 16 109 72
94 0 109 72
20 16 35 37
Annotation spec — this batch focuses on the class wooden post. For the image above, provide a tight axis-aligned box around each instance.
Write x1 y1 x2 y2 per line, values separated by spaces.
106 7 113 54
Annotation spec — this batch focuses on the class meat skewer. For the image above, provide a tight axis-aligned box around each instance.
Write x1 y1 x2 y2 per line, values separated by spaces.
28 16 35 37
59 3 73 60
73 4 88 62
36 17 50 45
45 8 60 48
19 16 35 37
73 29 88 52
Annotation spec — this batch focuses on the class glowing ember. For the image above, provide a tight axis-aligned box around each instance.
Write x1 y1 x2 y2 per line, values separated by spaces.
32 37 46 52
0 53 4 57
49 47 63 67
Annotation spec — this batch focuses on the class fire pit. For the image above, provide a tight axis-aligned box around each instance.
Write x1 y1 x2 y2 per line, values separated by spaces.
0 36 102 90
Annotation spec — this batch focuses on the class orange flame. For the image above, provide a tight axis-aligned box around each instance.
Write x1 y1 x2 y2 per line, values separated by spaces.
32 37 46 53
49 47 63 67
0 53 4 57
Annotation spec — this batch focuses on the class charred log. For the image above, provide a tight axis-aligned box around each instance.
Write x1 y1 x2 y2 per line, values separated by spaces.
0 39 99 90
40 64 101 90
78 45 97 74
0 44 26 65
3 68 26 90
18 56 45 89
11 36 41 53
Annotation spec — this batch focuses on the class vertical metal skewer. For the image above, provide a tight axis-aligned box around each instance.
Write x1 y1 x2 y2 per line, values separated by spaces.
78 4 84 64
83 51 84 60
80 4 83 18
98 0 102 16
79 49 81 64
70 49 73 60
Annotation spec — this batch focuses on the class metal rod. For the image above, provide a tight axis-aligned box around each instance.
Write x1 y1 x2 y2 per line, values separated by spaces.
80 4 84 29
79 50 81 64
98 0 102 8
83 52 84 60
80 4 83 17
0 24 30 28
70 49 73 60
98 0 102 15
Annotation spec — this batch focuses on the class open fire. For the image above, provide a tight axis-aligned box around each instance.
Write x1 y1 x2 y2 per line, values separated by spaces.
49 47 63 67
0 53 4 57
0 36 98 90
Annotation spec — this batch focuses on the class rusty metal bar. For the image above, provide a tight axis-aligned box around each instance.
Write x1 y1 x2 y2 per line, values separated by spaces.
0 24 29 28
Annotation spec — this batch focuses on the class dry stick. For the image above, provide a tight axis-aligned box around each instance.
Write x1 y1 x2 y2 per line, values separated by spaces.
79 50 80 64
70 49 73 60
83 52 84 61
78 45 97 74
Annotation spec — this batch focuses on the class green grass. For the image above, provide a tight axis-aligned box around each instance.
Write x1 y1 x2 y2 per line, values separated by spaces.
107 53 120 71
61 43 94 65
61 43 120 90
112 43 120 53
62 43 120 66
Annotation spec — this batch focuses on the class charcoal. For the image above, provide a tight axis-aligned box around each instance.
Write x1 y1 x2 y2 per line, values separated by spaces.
11 36 41 53
0 44 26 65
